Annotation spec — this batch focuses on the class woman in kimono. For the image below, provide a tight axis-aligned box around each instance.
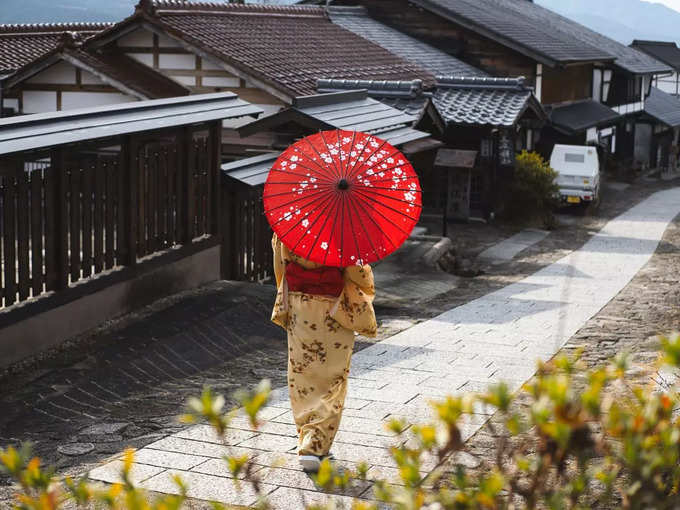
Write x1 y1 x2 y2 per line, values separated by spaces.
271 233 377 472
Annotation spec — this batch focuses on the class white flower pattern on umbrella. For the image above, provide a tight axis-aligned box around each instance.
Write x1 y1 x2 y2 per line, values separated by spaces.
263 129 421 267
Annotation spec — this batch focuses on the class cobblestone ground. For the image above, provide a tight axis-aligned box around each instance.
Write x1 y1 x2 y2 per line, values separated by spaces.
456 210 680 494
83 187 680 508
0 177 677 507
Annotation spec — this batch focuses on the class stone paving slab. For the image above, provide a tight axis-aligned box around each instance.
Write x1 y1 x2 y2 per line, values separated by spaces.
478 228 550 262
87 188 680 508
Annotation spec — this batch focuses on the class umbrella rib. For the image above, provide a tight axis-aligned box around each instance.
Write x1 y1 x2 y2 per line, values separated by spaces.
361 174 420 185
336 129 345 177
351 189 413 239
322 189 343 266
339 189 346 267
263 185 333 202
302 134 341 181
288 143 340 181
350 155 411 182
352 186 422 219
347 144 406 183
345 191 368 265
304 190 340 261
277 191 336 243
268 167 335 184
346 193 383 262
344 134 385 181
360 186 423 193
265 187 335 224
345 137 389 183
344 130 358 180
352 186 424 208
319 130 344 181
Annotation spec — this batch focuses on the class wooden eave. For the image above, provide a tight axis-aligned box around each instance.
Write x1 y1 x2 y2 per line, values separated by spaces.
237 108 333 138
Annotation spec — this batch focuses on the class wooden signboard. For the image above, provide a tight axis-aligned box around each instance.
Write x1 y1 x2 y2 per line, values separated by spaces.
434 148 477 168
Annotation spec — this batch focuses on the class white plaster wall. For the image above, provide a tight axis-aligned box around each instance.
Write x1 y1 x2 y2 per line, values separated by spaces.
170 75 197 86
23 91 57 113
127 53 154 67
157 33 182 48
656 73 679 95
26 61 76 85
202 76 240 87
61 92 135 110
2 98 19 112
117 28 153 47
159 53 196 70
80 69 107 85
202 59 223 71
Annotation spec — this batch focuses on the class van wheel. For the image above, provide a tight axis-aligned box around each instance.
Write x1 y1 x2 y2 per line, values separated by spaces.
591 192 601 210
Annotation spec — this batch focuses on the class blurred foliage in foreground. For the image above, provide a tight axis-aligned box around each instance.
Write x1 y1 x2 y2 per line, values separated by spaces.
4 334 680 509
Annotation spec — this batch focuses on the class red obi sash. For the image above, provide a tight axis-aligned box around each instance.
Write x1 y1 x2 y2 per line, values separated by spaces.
285 261 344 297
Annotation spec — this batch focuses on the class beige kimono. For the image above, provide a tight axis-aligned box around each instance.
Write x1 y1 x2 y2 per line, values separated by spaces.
271 234 377 456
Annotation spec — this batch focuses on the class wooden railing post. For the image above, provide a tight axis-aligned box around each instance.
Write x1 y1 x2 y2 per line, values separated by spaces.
209 120 222 237
180 127 194 244
121 135 138 266
46 148 69 291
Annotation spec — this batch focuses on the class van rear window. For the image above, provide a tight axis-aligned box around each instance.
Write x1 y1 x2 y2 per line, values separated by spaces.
565 153 585 163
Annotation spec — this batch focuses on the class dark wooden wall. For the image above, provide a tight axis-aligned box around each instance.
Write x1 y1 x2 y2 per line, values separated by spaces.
542 64 592 105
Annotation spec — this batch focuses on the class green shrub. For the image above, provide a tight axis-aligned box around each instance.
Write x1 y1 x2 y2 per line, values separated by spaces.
4 335 680 509
505 150 559 228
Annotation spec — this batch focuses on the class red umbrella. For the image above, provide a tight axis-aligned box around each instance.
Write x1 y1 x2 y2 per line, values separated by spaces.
263 129 422 267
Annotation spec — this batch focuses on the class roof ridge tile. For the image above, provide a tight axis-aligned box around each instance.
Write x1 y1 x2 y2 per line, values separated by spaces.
436 76 527 90
145 0 326 16
0 22 112 34
317 78 423 97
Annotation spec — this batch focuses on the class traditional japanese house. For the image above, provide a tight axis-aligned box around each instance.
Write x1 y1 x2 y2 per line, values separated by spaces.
631 41 680 97
636 87 680 171
1 1 434 158
1 32 189 115
326 0 670 169
236 90 439 156
0 22 111 115
317 77 546 221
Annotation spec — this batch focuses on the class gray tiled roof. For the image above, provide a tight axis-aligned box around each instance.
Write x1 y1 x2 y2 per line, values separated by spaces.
317 78 429 116
0 93 262 155
239 90 431 147
644 87 680 128
433 76 542 127
631 41 680 72
327 5 486 77
548 100 620 134
222 152 279 187
411 0 613 66
501 1 671 74
412 0 670 73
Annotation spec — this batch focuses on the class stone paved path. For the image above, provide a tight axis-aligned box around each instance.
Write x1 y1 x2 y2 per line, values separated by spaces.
88 188 680 508
477 228 550 263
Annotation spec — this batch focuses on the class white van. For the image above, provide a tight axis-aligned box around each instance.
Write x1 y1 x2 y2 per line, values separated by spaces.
549 144 600 206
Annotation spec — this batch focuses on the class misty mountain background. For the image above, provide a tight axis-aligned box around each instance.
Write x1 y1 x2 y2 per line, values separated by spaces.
0 0 677 46
535 0 679 45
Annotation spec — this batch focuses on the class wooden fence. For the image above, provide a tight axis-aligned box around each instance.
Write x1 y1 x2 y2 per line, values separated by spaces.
221 182 273 283
0 124 220 309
